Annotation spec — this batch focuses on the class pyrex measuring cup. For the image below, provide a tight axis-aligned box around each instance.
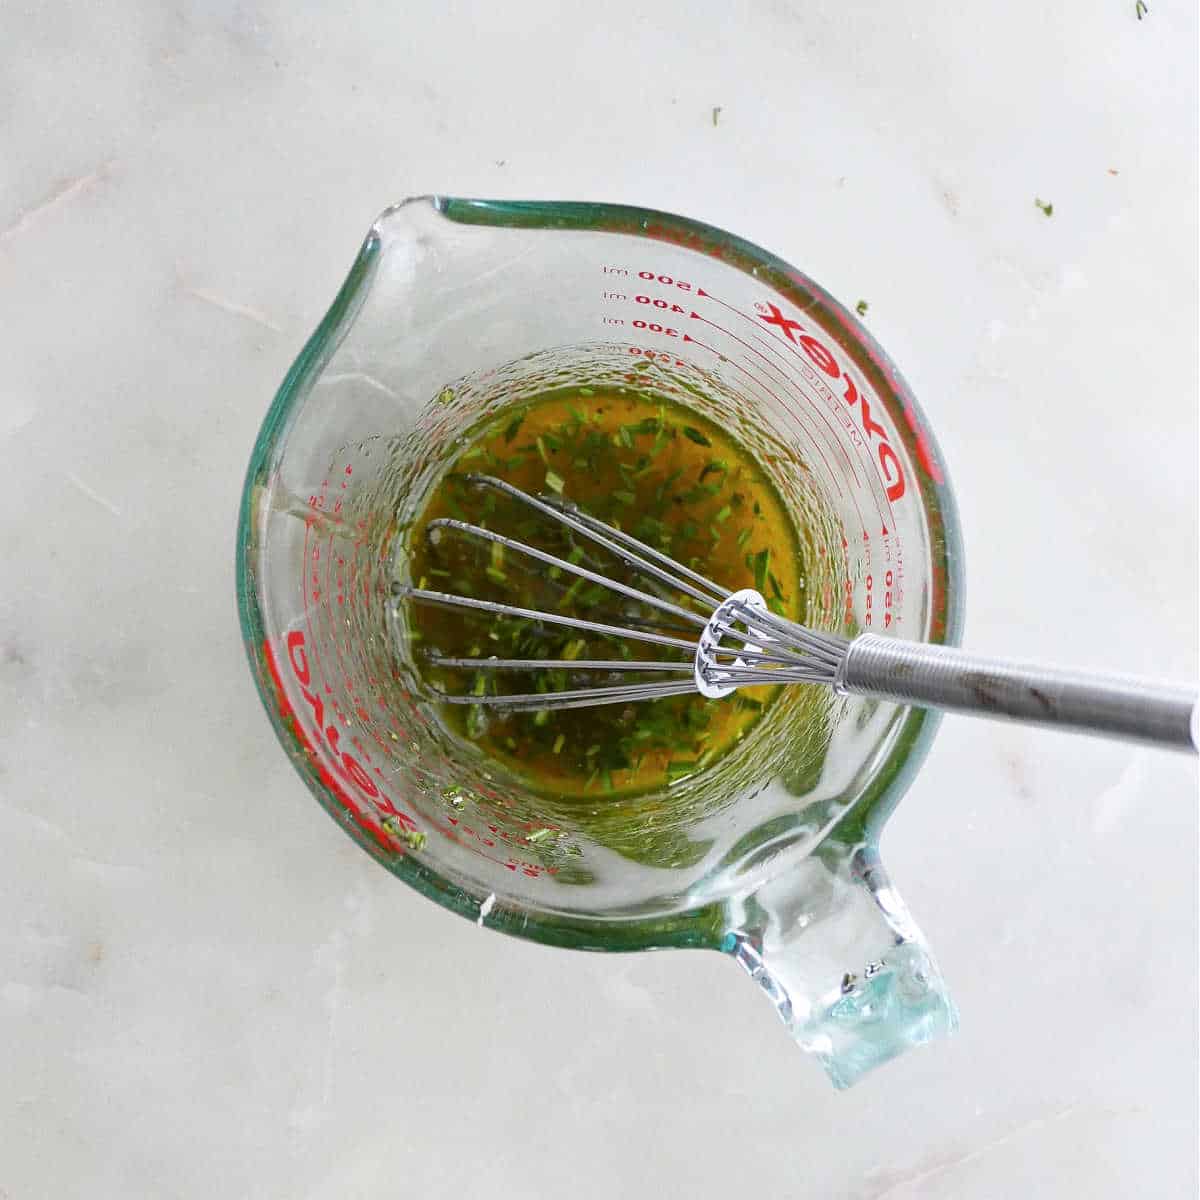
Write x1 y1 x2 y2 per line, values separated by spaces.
237 197 963 1088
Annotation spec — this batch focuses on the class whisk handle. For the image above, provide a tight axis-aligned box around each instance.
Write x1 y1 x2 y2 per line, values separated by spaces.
840 635 1198 751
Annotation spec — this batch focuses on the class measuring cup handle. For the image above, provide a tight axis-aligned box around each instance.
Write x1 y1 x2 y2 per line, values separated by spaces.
842 635 1199 750
723 844 956 1089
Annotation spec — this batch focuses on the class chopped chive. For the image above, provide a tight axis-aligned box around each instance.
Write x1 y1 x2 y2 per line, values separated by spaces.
537 436 550 464
768 571 784 600
552 733 566 754
714 504 732 524
578 387 594 396
613 490 636 506
753 547 770 593
466 704 486 739
485 567 507 584
683 426 711 446
533 708 550 726
527 827 554 843
503 413 525 442
545 469 565 494
618 425 634 449
737 528 752 548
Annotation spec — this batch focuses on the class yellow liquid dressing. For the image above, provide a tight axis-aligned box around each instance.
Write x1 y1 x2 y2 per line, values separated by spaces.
405 390 805 798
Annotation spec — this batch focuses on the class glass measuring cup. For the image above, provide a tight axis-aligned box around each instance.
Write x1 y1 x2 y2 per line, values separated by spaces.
236 197 963 1088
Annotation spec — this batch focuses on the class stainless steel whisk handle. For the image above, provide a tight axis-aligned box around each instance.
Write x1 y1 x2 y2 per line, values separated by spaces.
839 634 1199 751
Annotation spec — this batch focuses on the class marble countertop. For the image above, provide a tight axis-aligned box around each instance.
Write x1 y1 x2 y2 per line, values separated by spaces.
2 3 1196 1196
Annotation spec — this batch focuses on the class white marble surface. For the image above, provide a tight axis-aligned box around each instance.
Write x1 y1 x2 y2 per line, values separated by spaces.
2 3 1197 1196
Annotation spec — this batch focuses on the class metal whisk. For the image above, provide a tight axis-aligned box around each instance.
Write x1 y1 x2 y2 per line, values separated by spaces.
400 475 1197 751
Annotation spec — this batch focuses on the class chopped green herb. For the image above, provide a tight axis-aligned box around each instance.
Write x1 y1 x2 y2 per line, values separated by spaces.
1034 197 1054 217
544 469 565 494
683 426 712 447
503 413 525 442
527 828 555 844
855 299 869 318
552 733 566 755
753 547 771 593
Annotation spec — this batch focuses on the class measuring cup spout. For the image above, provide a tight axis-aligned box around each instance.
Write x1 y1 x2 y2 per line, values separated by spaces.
724 844 956 1088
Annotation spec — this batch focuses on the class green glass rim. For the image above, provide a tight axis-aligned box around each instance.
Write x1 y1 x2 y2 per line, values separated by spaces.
235 195 965 954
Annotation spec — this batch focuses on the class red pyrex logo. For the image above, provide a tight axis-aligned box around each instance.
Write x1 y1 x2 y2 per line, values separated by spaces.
758 302 908 502
263 630 418 849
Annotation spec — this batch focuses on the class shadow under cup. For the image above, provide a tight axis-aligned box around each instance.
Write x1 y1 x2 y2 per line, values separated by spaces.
237 197 963 1088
